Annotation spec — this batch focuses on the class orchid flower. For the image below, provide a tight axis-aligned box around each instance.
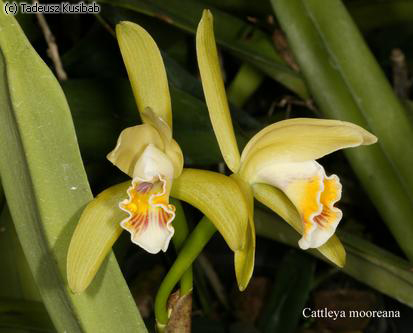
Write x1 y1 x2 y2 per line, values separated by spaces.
67 20 249 294
196 10 377 287
106 22 185 254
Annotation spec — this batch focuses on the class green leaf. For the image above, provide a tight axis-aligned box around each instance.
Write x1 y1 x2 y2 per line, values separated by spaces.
271 0 413 261
0 206 42 302
95 0 309 98
257 251 314 333
255 207 413 308
0 7 146 332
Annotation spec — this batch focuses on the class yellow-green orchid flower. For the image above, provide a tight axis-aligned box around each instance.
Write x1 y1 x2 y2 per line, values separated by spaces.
196 10 377 285
240 118 376 247
67 20 249 294
106 22 184 254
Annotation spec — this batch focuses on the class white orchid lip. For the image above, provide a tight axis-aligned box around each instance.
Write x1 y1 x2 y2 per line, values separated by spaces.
252 160 343 249
118 143 177 254
298 173 343 249
120 174 175 254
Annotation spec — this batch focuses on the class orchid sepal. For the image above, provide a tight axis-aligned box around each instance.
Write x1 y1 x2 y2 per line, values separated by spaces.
231 174 255 291
196 9 241 173
67 182 128 293
171 168 248 252
116 21 172 128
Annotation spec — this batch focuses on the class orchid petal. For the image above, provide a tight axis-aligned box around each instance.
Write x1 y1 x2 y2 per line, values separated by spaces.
67 182 128 293
231 174 255 291
142 107 172 142
171 169 248 251
252 183 346 267
116 21 172 128
165 139 184 178
240 118 377 179
242 118 376 162
141 108 184 178
196 10 241 173
107 124 164 177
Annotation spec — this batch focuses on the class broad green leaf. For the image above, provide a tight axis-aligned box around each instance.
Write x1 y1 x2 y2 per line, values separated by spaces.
271 0 413 261
0 7 146 332
303 0 413 201
0 206 42 302
171 169 248 252
255 208 413 308
252 183 346 267
196 10 240 173
95 0 309 98
117 21 172 128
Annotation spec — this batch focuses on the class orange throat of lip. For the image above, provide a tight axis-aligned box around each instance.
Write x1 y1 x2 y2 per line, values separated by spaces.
298 174 342 248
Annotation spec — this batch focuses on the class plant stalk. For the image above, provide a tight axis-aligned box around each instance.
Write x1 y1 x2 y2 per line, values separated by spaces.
155 217 216 326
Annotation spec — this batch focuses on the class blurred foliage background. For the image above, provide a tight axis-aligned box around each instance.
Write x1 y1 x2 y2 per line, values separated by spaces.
2 0 413 332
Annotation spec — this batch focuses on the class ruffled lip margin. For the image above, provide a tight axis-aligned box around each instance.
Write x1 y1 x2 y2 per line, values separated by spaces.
119 174 175 254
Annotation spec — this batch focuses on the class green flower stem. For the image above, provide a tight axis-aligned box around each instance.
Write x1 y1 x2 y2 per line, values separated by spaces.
170 198 193 295
227 63 264 108
155 217 216 326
